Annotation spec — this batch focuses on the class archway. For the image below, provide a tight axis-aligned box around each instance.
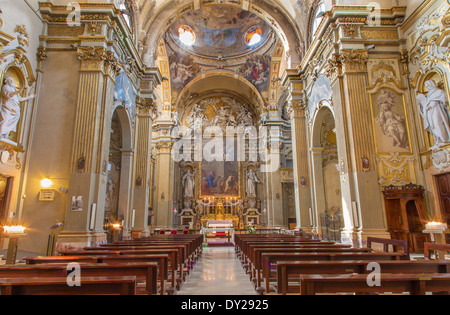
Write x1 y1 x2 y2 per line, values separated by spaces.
311 106 343 240
104 105 134 240
140 1 304 68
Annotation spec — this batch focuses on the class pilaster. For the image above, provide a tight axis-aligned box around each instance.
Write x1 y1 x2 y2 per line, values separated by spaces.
286 97 312 231
132 97 156 235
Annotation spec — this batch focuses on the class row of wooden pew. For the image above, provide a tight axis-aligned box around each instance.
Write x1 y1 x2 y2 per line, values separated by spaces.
235 234 450 295
0 233 204 295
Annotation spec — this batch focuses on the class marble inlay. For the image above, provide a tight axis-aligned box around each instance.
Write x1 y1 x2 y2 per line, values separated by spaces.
177 246 257 295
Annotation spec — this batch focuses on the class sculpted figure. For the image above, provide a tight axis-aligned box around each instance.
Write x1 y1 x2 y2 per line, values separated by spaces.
417 80 450 148
246 169 260 197
182 169 195 198
0 76 35 139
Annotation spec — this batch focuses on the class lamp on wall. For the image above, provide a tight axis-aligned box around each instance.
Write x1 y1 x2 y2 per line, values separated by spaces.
40 178 53 189
40 178 55 201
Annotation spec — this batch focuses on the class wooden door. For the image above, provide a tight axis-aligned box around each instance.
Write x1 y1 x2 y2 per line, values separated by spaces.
435 173 450 244
0 175 12 223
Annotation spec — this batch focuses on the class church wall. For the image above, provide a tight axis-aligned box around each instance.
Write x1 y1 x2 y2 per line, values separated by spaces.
400 0 450 225
0 1 44 249
19 51 80 254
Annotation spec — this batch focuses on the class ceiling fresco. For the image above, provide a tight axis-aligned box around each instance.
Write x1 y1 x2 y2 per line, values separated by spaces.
162 4 280 105
167 5 274 60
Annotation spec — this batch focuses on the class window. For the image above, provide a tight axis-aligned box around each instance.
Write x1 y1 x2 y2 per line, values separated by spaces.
178 25 196 46
245 27 262 46
119 2 132 29
312 3 326 39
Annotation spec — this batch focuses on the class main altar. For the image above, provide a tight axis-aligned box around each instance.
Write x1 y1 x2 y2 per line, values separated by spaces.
200 199 240 228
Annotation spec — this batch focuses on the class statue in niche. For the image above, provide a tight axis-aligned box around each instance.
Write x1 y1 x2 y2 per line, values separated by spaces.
105 179 117 213
0 76 35 140
246 168 260 197
375 89 409 149
417 80 450 148
182 169 195 198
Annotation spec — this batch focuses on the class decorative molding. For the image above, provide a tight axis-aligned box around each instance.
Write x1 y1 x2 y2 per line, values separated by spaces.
339 50 369 73
376 152 415 186
430 147 450 172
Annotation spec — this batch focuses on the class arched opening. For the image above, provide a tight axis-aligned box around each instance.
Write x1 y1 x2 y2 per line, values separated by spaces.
104 105 133 241
311 106 343 241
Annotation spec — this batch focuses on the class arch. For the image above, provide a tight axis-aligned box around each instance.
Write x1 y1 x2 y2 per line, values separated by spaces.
310 100 335 146
310 105 342 237
140 1 304 67
174 70 266 117
112 103 133 151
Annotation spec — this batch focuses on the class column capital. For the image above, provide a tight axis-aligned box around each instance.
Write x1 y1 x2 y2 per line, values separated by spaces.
286 99 307 119
339 49 369 74
136 96 157 117
155 141 173 154
77 46 107 72
77 46 122 79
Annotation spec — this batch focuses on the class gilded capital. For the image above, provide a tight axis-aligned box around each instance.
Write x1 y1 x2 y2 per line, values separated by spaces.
286 99 307 118
77 46 107 71
324 53 342 81
136 96 157 116
104 51 122 78
339 49 369 73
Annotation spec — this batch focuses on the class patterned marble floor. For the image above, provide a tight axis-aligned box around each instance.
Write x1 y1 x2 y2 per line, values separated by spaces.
177 246 257 295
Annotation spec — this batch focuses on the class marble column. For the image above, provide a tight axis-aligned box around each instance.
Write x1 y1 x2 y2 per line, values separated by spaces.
287 99 312 231
263 122 285 227
57 46 122 249
131 97 155 236
153 139 175 228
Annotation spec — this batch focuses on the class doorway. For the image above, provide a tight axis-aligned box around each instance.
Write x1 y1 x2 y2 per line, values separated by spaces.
435 172 450 244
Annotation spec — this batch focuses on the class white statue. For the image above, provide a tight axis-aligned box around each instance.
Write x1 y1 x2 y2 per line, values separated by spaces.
182 169 195 198
417 80 450 148
246 169 260 197
0 76 35 140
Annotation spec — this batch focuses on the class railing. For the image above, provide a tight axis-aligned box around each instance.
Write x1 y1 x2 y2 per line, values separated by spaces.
320 209 343 243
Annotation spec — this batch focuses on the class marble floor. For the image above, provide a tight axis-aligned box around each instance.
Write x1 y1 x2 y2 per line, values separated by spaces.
177 246 257 295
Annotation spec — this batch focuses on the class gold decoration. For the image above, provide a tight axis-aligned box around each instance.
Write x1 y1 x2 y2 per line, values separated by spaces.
13 25 29 47
136 97 156 116
339 50 369 73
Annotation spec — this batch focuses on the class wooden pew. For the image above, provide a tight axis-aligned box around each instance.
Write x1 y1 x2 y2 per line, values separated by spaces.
23 254 169 295
0 276 137 295
260 252 408 294
424 243 450 260
0 262 158 295
367 237 410 259
299 273 450 295
276 260 450 295
96 242 192 277
61 248 180 290
251 247 374 290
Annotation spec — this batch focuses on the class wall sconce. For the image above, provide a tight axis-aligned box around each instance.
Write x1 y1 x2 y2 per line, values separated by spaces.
40 178 55 201
40 178 53 189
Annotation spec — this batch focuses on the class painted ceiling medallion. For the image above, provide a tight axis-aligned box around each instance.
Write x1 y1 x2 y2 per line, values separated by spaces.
167 5 273 59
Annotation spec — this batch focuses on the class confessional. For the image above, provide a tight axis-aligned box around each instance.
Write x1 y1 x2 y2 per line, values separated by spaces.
382 184 429 253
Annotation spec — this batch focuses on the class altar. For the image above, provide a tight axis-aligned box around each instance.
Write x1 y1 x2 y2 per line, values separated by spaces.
199 199 240 228
202 219 235 244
